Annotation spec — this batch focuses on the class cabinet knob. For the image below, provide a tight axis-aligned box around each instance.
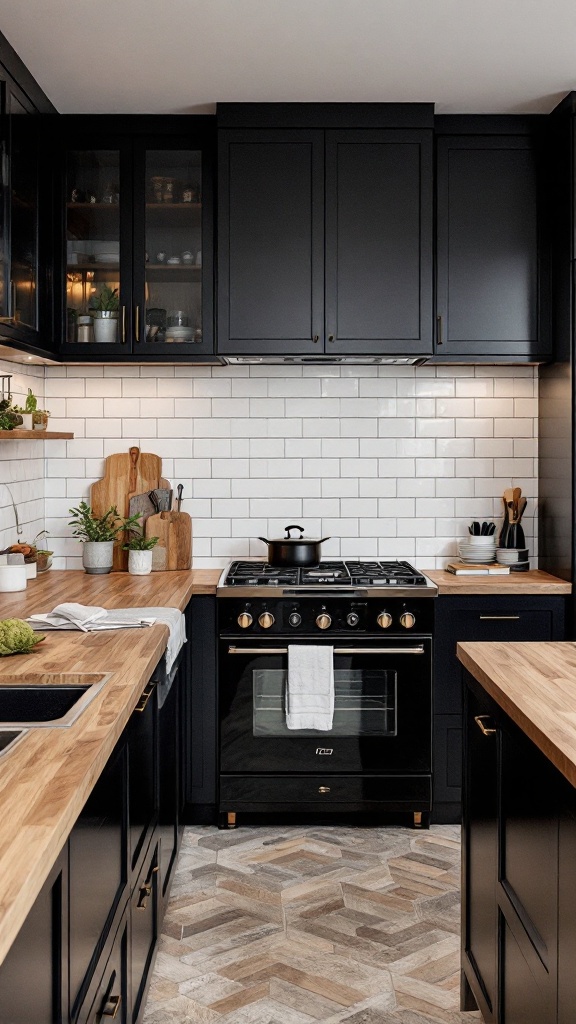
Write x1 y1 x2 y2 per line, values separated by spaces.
318 786 331 793
136 882 152 910
328 334 334 342
313 335 319 343
258 611 275 629
316 612 332 630
377 611 393 629
237 611 253 629
400 611 416 629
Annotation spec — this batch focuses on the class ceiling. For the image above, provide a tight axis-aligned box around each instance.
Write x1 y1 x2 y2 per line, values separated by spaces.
1 0 575 115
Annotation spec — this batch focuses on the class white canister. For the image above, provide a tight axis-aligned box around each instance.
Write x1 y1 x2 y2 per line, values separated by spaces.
0 564 27 592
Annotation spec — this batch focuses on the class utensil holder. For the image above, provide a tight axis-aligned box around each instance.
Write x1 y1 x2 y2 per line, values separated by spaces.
499 521 526 549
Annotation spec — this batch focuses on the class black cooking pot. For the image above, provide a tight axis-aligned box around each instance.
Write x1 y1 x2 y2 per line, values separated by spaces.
258 525 330 567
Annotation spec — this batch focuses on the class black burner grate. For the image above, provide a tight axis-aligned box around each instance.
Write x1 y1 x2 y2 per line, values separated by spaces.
223 559 427 587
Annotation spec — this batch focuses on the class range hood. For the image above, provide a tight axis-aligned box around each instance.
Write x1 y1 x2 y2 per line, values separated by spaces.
223 355 429 365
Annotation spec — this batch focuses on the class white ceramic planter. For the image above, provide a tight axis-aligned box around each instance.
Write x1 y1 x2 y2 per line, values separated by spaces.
92 312 118 344
128 549 153 576
19 413 33 430
82 541 114 574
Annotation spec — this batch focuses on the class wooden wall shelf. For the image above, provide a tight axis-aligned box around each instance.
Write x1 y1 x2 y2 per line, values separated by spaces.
0 430 74 439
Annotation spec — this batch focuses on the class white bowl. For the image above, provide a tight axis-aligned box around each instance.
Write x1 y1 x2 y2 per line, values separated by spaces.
465 534 497 546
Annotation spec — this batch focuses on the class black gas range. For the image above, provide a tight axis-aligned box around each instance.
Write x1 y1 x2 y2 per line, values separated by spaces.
217 559 437 830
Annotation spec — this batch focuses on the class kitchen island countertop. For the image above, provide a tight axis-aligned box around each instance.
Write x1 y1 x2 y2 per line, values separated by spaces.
458 640 576 787
0 569 207 968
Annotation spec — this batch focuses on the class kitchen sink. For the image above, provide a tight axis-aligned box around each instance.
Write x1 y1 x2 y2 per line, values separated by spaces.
0 729 26 757
0 673 111 728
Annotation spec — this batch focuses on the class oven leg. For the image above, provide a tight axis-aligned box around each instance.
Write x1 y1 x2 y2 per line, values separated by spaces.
413 811 430 830
218 812 237 830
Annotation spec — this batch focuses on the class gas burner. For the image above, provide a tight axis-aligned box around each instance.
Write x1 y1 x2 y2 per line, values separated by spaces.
222 559 429 589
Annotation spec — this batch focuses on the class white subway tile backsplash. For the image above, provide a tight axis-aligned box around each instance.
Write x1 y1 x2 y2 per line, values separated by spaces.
27 362 539 569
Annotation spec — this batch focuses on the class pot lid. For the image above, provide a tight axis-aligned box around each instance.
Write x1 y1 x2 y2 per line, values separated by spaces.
258 525 329 545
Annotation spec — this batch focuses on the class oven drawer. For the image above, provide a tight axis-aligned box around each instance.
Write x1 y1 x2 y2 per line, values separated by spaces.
220 774 431 812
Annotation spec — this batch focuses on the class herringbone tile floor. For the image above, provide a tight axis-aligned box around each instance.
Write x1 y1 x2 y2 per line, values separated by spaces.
143 824 482 1023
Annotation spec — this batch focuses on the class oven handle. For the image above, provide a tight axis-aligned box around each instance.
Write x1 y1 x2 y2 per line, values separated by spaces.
282 589 369 597
227 645 426 655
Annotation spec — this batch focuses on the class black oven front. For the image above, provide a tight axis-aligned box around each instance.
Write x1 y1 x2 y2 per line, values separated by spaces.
218 595 433 827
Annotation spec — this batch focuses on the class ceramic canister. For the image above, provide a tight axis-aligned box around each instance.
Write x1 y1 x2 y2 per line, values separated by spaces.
0 564 27 592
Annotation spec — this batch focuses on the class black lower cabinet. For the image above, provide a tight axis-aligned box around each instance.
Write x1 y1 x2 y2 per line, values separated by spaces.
185 596 217 823
463 672 561 1023
0 636 187 1024
69 735 128 1018
76 918 128 1024
433 594 565 823
0 847 69 1024
130 842 159 1023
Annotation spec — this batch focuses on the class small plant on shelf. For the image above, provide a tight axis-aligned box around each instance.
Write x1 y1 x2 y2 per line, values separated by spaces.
123 525 158 576
122 528 159 551
89 285 119 344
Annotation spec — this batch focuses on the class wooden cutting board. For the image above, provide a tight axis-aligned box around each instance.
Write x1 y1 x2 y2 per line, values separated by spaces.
91 447 171 571
146 511 192 571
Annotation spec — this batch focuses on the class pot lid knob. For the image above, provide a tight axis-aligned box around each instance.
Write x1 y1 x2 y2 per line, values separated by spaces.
284 525 305 538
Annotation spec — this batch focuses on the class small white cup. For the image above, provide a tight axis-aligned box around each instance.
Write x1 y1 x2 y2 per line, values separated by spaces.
0 564 27 592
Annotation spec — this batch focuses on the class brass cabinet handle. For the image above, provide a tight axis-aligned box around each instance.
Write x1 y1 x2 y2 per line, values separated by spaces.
228 646 425 656
134 681 157 713
318 786 330 793
121 305 126 343
136 882 152 910
134 304 140 342
102 994 121 1018
313 335 319 342
436 313 443 345
475 714 497 736
479 615 520 620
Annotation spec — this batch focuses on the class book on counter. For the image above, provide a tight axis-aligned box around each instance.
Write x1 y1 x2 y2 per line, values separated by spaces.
446 562 511 575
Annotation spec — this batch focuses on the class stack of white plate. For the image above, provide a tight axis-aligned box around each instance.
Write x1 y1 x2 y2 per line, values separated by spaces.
165 326 193 342
495 548 530 570
457 536 497 563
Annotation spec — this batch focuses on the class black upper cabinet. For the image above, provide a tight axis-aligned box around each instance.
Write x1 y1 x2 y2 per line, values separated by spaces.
0 71 55 359
435 130 549 360
55 117 216 362
217 114 434 357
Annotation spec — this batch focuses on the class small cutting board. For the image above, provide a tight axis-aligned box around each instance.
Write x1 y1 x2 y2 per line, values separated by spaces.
146 511 192 571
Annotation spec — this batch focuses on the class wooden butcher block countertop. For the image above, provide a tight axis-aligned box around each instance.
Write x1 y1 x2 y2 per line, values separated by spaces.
458 641 576 788
0 568 217 968
424 569 571 595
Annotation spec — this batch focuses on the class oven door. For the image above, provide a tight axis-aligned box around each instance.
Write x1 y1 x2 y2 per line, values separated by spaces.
219 636 431 774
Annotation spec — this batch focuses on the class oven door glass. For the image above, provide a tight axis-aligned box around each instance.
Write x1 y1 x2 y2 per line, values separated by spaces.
253 669 396 737
220 638 431 774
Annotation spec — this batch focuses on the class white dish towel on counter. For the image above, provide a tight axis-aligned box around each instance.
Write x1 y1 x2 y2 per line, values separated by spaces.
286 645 334 731
26 604 186 674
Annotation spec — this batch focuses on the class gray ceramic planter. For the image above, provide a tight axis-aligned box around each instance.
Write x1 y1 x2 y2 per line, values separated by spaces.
82 541 114 574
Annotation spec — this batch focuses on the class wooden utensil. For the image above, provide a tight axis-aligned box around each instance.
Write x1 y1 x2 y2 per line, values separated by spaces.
146 510 192 570
91 447 172 571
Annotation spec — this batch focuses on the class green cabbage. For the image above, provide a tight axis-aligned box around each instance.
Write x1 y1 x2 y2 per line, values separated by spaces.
0 619 45 655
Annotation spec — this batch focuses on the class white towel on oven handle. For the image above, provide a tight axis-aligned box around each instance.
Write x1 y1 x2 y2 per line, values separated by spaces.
286 645 334 731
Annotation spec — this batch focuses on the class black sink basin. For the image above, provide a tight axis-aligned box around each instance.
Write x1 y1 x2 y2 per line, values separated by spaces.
0 686 91 723
0 729 25 755
0 673 111 727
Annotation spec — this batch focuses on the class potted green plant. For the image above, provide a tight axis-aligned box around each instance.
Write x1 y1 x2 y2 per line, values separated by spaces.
123 528 159 576
11 388 36 429
68 502 141 574
90 285 119 344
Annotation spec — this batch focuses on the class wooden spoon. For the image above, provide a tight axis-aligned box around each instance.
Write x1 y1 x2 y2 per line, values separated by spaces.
512 486 522 522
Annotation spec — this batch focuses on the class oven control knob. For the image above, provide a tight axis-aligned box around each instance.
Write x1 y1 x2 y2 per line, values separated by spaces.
258 611 275 629
377 611 393 629
237 611 253 629
289 611 302 627
346 612 360 627
400 611 416 629
316 612 332 630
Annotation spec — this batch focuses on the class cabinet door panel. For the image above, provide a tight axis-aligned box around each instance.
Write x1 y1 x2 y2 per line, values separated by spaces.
0 849 67 1024
500 725 557 967
463 682 498 1020
501 917 552 1024
436 136 542 358
77 919 128 1024
218 129 324 354
131 843 158 1023
69 738 128 1014
325 129 433 353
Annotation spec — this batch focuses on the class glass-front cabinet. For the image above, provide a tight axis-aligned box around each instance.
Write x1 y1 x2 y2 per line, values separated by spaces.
58 122 214 360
